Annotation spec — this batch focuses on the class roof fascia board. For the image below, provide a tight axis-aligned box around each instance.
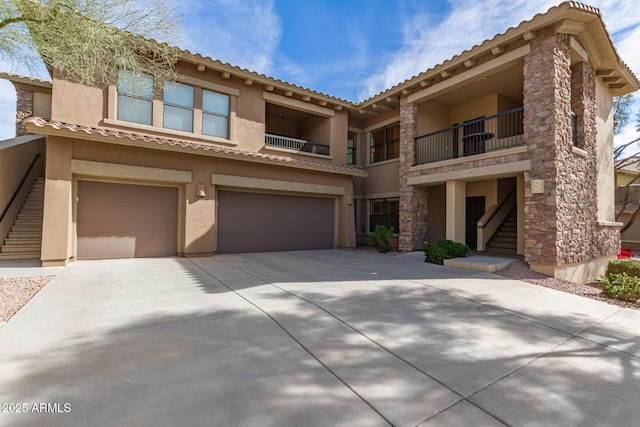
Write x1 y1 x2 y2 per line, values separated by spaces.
24 121 367 177
263 91 336 117
407 44 531 105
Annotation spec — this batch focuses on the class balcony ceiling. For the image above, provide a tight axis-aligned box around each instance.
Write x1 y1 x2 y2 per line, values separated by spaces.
266 103 311 121
435 65 523 107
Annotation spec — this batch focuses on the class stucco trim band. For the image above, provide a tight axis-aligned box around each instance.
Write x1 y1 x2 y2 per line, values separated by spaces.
407 160 531 186
71 160 192 183
262 91 336 117
407 45 531 104
211 174 345 196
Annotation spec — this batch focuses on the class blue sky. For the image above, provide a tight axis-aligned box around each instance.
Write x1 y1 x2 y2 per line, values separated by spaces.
1 0 639 142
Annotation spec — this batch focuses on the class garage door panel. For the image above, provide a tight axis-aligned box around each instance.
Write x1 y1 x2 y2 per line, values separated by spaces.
77 181 178 259
217 191 334 254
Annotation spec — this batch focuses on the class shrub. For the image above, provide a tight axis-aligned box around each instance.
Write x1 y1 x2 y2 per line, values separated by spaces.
599 272 640 302
423 239 469 265
606 259 640 278
370 224 394 253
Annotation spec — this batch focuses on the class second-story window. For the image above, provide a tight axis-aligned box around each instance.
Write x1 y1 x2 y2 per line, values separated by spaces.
163 81 195 132
117 71 153 125
370 123 400 163
202 89 230 139
347 131 357 165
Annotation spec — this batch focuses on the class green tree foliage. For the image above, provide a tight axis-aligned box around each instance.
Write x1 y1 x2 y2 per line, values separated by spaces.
614 93 634 135
0 0 181 86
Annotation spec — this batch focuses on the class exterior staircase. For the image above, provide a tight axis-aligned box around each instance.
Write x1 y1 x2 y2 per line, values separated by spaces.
0 177 44 260
486 208 517 255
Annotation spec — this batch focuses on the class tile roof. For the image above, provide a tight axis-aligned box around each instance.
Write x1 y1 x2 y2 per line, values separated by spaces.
359 1 639 105
0 72 52 88
22 117 368 177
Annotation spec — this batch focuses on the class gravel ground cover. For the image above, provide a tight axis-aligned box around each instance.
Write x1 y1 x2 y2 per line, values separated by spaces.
497 260 640 310
0 276 53 322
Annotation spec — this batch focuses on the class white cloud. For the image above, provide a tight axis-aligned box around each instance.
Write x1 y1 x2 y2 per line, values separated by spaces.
0 79 17 140
359 0 560 100
357 0 640 101
0 57 48 141
174 0 282 74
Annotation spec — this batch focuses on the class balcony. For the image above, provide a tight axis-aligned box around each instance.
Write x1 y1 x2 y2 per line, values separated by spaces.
414 107 524 166
265 133 330 156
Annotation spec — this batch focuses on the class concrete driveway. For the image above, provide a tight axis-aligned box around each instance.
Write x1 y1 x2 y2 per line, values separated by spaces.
0 250 639 426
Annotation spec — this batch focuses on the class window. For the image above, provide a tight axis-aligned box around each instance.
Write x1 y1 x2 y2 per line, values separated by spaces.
347 131 357 165
115 72 233 140
163 81 194 132
117 71 153 125
202 89 230 138
370 123 399 163
570 111 579 147
369 198 399 232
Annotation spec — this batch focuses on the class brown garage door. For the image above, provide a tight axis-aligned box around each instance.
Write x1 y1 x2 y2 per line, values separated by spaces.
217 191 334 253
77 181 178 259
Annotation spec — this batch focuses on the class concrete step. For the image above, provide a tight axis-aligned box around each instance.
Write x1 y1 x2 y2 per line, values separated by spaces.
485 247 517 255
14 219 43 227
17 214 43 220
4 238 41 246
8 233 42 240
493 236 517 243
2 244 41 253
11 226 43 232
0 252 40 260
489 241 517 249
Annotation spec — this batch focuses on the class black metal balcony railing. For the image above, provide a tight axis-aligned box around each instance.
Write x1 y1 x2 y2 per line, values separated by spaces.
265 133 330 156
414 107 524 166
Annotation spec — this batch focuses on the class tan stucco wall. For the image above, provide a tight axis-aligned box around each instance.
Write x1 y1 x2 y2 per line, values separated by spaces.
41 136 74 265
595 79 616 222
426 184 446 242
416 100 450 135
362 160 400 196
0 138 44 245
43 137 356 262
450 94 498 124
50 70 104 127
33 92 52 119
466 179 498 209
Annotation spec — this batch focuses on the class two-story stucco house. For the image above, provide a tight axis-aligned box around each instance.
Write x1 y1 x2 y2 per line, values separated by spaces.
0 2 637 283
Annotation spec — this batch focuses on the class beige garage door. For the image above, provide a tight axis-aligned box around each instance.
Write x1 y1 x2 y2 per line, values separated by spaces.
77 181 178 259
217 191 334 254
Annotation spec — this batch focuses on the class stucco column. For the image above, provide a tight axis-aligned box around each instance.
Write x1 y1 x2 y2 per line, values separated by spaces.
446 180 466 243
399 97 428 251
41 136 73 266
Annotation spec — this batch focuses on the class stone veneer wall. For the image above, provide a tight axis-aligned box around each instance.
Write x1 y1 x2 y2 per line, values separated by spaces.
16 87 34 136
523 26 619 268
399 97 428 251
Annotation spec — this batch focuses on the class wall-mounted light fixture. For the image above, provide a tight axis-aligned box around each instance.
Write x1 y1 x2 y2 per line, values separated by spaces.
196 184 206 198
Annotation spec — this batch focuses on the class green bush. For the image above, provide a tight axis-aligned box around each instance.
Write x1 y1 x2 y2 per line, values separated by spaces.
599 272 640 302
423 239 469 265
606 259 640 277
370 225 394 253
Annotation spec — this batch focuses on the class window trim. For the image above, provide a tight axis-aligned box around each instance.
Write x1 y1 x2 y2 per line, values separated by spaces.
347 131 358 165
368 197 400 234
368 122 400 164
108 73 238 143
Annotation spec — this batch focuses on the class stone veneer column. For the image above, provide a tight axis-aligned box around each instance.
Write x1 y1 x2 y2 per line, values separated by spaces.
523 26 571 267
524 26 619 273
16 87 34 136
399 97 428 251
